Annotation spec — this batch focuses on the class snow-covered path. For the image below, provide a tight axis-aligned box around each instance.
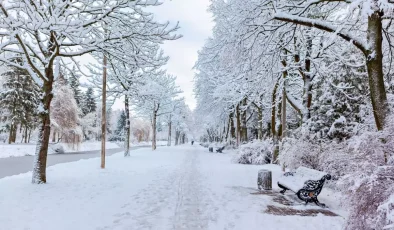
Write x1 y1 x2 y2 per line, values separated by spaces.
0 145 345 230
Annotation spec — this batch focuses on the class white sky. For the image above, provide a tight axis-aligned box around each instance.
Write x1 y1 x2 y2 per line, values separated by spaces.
113 0 213 111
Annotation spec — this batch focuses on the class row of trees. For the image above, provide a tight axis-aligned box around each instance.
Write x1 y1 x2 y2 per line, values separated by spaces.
194 1 394 229
195 0 394 146
0 0 193 183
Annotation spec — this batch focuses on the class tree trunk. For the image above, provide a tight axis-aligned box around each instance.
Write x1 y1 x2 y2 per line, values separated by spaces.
32 78 54 184
101 53 107 168
367 11 387 130
28 128 32 143
277 100 282 138
175 130 180 145
282 89 287 139
236 103 241 146
11 123 17 143
241 98 248 142
257 107 263 140
52 130 56 143
271 78 280 137
124 95 130 157
229 111 235 140
303 29 312 120
24 125 28 143
225 116 230 142
152 105 157 150
272 78 281 164
281 49 288 139
8 123 14 144
167 115 172 146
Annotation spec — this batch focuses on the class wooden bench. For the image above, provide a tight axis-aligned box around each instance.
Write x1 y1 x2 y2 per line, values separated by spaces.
277 167 331 207
216 146 225 153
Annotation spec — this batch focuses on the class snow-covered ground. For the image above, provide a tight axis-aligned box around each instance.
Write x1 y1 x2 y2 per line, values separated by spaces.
0 141 120 158
61 141 120 153
0 145 346 230
131 140 168 147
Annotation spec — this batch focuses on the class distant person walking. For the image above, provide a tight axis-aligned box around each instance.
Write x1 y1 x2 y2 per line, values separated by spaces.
191 140 194 145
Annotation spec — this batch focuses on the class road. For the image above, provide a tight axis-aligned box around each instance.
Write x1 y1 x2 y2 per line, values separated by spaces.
0 146 148 179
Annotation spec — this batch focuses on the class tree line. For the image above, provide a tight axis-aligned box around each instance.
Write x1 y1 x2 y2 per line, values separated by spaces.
194 1 394 229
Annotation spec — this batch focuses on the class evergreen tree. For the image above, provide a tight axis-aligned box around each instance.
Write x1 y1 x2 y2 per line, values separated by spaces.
68 68 82 107
0 65 40 143
110 110 126 141
82 87 96 115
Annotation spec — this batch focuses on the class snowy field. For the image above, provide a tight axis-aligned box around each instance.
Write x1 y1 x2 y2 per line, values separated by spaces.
0 145 346 230
0 142 120 158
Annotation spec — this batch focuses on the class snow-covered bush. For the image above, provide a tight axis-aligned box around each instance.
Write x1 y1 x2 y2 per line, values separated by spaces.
345 166 394 230
48 143 65 154
235 140 272 165
377 193 394 230
280 137 322 170
319 114 394 229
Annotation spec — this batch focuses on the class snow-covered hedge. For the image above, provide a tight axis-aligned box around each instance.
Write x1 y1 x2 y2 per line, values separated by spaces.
235 140 272 165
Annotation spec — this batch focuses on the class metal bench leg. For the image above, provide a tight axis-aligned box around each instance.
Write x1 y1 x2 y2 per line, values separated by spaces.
313 198 326 208
278 183 288 194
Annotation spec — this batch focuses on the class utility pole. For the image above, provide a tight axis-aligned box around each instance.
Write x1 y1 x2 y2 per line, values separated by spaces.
101 52 107 169
101 25 107 169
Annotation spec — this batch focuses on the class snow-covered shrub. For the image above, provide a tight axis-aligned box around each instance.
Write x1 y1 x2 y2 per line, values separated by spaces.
319 132 390 181
235 140 272 165
280 137 322 170
48 143 65 154
377 193 394 230
319 115 394 230
345 166 394 230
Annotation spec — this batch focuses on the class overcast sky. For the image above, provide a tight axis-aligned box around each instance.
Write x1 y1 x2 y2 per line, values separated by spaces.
148 0 214 110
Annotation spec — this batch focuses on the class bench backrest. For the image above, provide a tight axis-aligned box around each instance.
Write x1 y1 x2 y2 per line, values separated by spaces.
295 167 327 181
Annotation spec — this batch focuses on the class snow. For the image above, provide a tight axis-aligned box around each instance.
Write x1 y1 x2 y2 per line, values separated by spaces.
60 141 120 153
0 142 120 158
379 193 394 229
132 140 168 147
278 167 328 192
0 145 345 229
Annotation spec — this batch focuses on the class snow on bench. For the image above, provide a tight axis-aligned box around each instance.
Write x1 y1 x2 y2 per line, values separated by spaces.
277 166 331 207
